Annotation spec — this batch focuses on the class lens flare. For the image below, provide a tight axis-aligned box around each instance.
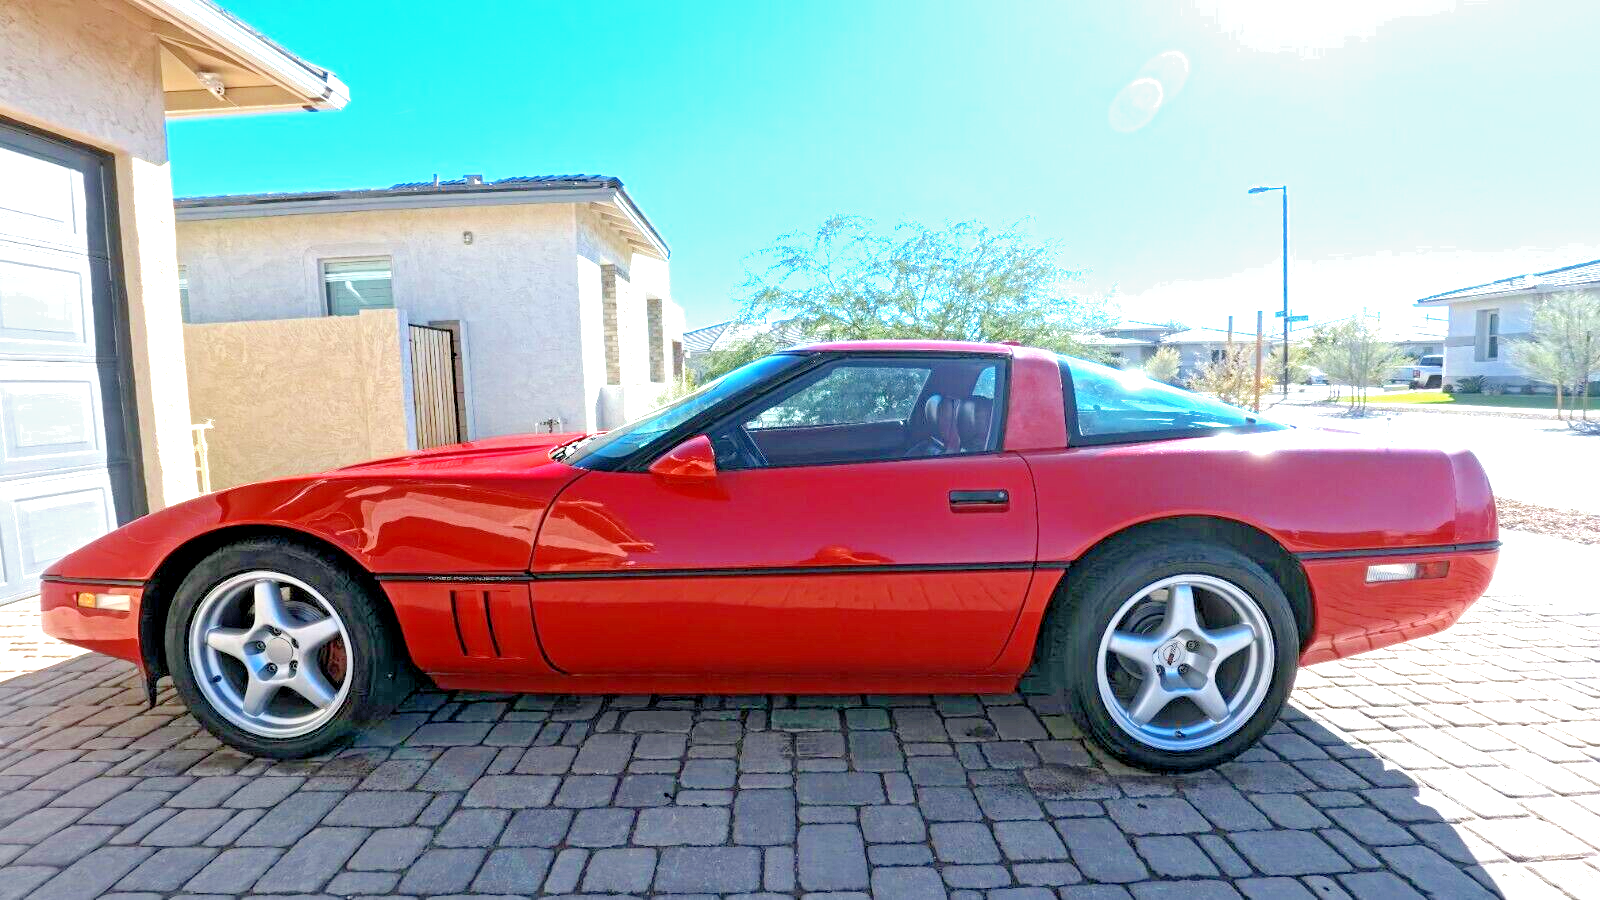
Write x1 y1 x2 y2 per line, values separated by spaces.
1108 51 1191 133
1109 77 1165 133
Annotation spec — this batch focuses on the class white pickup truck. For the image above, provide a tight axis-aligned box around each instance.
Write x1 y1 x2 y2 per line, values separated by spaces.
1390 354 1444 389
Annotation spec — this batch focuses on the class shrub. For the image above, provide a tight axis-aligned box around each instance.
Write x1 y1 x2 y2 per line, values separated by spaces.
1455 375 1486 394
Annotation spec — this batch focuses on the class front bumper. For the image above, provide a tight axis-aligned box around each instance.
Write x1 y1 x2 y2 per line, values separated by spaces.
39 577 146 668
1299 547 1498 665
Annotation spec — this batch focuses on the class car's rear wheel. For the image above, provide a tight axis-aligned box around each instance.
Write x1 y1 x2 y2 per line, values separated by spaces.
165 538 410 758
1425 375 1442 389
1055 539 1298 771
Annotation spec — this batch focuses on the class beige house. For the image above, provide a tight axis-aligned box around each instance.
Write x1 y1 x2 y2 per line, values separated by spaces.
174 176 685 449
0 0 346 601
1416 258 1600 389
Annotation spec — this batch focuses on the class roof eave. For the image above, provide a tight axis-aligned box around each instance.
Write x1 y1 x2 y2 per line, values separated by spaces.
130 0 349 116
175 183 670 260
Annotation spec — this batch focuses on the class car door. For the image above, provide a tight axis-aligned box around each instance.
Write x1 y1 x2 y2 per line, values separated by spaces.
531 352 1039 676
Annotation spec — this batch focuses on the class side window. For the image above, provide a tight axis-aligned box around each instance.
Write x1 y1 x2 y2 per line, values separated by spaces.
177 264 192 323
712 356 1006 469
749 364 928 429
1061 356 1280 442
323 257 393 316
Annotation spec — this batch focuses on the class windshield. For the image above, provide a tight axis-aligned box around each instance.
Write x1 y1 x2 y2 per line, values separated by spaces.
559 354 803 467
1061 356 1284 441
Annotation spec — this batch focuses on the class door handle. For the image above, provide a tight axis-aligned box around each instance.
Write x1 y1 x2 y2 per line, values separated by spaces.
949 489 1009 511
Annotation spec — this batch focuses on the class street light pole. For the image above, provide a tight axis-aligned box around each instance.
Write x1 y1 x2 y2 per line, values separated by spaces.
1249 185 1290 396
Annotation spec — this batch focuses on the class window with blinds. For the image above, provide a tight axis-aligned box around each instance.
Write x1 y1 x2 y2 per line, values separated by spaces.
177 265 191 323
323 257 393 316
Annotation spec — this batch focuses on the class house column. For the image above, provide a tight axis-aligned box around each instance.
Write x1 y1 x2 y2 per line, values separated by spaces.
601 264 622 385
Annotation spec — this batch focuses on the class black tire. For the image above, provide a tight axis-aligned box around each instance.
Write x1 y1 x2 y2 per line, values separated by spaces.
165 537 411 759
1425 375 1441 390
1051 538 1299 772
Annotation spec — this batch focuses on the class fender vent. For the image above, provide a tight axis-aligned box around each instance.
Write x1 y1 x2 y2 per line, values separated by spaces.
449 588 537 660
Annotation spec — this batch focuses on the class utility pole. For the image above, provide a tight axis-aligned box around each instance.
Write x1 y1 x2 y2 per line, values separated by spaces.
1248 185 1290 396
1280 189 1288 396
1254 310 1264 413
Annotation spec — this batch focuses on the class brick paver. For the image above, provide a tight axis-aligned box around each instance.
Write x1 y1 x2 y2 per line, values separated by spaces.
1 530 1597 897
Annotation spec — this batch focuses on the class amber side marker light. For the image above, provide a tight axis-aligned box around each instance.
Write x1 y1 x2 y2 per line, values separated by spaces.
75 592 131 611
1365 562 1449 583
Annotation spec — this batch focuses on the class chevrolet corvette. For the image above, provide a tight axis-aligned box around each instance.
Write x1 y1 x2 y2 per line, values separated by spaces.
40 341 1497 770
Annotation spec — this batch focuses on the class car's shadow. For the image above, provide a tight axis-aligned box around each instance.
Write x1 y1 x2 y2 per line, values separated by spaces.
0 652 1538 898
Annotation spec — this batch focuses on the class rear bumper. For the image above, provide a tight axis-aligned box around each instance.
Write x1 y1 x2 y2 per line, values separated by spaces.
38 577 146 668
1299 547 1498 665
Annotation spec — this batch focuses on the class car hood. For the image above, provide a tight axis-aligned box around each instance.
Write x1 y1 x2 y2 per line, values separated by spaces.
48 432 597 582
331 431 591 476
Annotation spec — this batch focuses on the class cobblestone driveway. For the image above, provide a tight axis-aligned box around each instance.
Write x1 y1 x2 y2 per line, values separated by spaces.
1 531 1596 899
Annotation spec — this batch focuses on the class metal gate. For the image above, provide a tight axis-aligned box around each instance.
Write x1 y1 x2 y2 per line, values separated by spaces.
408 323 461 449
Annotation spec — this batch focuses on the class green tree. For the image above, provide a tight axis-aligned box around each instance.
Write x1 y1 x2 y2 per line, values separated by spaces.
1511 290 1600 421
1143 346 1181 383
1308 318 1406 412
1193 343 1274 410
734 216 1112 357
695 332 787 383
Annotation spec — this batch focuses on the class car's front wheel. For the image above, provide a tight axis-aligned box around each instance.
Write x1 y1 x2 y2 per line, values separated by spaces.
165 538 410 758
1055 539 1298 771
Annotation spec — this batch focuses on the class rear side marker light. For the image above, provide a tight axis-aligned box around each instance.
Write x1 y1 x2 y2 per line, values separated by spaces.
1365 562 1449 583
76 592 131 611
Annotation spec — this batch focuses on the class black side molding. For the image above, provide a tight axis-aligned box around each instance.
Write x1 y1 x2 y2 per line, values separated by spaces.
1294 541 1502 561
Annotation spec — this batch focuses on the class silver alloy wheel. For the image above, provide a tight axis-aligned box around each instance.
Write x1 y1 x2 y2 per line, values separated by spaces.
1094 574 1274 752
187 571 352 739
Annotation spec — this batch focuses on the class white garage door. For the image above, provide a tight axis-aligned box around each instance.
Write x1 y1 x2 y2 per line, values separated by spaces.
0 121 141 603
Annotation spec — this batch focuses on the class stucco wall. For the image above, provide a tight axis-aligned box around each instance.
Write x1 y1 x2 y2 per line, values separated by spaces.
1441 295 1535 383
184 310 410 490
178 203 589 435
180 202 682 435
0 0 197 511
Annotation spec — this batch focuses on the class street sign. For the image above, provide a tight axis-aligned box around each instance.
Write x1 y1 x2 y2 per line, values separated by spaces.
1287 315 1309 323
1273 310 1285 317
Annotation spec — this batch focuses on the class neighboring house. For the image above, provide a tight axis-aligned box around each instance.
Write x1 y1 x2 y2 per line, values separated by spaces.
1080 333 1159 368
1415 258 1600 389
1385 323 1447 360
1090 320 1179 368
1157 328 1234 380
683 318 811 377
174 175 685 437
0 0 346 601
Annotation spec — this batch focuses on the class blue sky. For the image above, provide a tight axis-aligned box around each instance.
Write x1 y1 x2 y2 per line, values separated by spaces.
171 0 1600 332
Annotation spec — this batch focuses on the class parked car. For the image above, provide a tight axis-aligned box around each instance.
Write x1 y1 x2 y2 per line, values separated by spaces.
1302 367 1328 385
41 341 1498 771
1390 354 1444 389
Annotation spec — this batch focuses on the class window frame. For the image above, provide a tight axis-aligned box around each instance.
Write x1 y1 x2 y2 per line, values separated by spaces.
321 255 394 317
712 353 1011 471
612 350 1012 473
177 263 191 324
1473 308 1500 361
1058 357 1284 449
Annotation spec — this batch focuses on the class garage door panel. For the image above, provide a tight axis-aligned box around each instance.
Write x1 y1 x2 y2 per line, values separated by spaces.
14 477 114 574
0 470 115 596
0 242 95 357
0 137 91 257
0 374 104 472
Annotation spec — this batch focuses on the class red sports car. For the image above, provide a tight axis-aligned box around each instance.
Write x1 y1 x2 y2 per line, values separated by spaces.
40 341 1497 770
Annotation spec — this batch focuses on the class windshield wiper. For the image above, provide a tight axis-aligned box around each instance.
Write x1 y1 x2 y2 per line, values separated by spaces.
549 434 594 461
